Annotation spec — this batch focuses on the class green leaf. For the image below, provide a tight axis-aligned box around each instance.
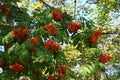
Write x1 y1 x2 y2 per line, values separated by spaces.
84 48 101 55
54 51 67 64
19 49 31 63
22 41 34 49
2 32 13 44
67 68 77 78
8 42 20 54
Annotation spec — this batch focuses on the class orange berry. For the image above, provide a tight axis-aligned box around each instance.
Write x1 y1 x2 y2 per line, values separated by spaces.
9 63 24 72
52 9 62 22
89 29 102 44
43 23 57 35
2 7 10 14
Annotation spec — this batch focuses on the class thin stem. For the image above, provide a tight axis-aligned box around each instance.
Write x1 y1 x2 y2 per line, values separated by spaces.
39 0 52 8
74 0 77 19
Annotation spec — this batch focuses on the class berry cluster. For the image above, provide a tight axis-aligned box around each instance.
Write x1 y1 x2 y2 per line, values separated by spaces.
52 9 62 22
99 52 112 64
9 63 24 72
12 27 29 40
48 66 67 80
48 75 56 80
89 29 102 44
43 23 57 36
67 22 82 33
56 66 67 79
55 65 67 73
28 36 39 45
44 39 60 52
0 3 10 14
28 37 39 51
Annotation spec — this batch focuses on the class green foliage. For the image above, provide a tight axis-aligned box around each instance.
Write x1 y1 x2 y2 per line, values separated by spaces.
78 61 104 78
0 0 119 80
64 45 81 65
2 32 13 44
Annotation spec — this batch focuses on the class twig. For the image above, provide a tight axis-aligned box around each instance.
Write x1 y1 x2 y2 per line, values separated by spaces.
74 0 77 19
39 0 52 8
102 32 120 35
86 0 100 4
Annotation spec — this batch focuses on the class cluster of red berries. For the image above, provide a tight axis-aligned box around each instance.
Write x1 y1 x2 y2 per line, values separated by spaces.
0 61 24 72
48 66 67 80
52 9 62 22
56 66 67 79
28 36 39 46
28 36 39 51
89 29 102 44
9 62 24 72
99 52 112 64
43 23 57 36
67 22 82 33
44 39 60 52
12 27 29 40
55 65 67 73
48 75 56 80
0 3 10 14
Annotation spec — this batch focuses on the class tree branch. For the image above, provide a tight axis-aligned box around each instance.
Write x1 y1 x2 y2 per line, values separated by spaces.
102 32 119 35
74 0 77 18
39 0 52 8
86 0 100 4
